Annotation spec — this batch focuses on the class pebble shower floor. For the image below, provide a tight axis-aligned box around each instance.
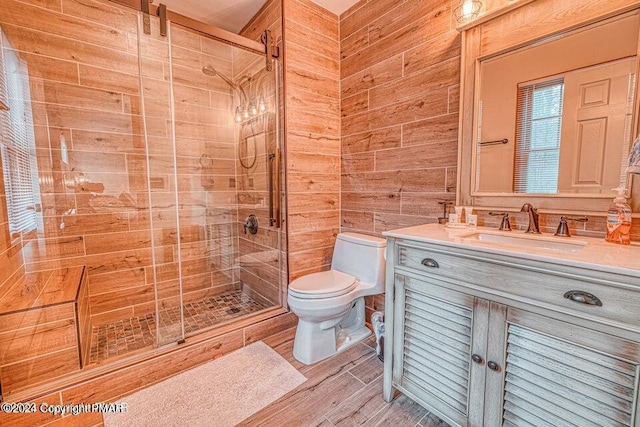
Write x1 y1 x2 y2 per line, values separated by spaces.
89 290 267 364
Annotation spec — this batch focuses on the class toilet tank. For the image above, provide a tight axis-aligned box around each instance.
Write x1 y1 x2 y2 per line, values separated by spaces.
331 232 386 291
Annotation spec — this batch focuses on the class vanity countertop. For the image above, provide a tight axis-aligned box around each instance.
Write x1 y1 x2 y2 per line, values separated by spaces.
383 224 640 278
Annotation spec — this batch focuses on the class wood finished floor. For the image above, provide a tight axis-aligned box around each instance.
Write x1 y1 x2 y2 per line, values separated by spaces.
239 327 450 427
82 326 449 427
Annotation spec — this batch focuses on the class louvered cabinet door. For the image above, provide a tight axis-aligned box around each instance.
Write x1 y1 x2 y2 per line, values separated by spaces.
491 308 640 427
392 275 489 427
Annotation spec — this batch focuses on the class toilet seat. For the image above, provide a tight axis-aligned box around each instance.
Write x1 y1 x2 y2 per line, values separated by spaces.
288 270 357 299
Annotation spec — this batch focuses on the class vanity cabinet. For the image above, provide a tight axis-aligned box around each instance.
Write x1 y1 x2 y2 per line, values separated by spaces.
383 233 640 427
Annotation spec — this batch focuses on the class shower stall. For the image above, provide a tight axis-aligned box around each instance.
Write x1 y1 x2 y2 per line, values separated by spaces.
0 0 285 397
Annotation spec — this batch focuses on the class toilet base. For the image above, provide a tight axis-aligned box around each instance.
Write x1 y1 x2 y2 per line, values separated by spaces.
292 297 372 365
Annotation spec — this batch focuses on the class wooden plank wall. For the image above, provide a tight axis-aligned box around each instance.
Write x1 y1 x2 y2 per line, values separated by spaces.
282 0 341 282
339 0 460 317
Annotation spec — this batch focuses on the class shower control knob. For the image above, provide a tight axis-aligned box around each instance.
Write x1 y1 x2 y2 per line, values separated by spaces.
244 214 259 235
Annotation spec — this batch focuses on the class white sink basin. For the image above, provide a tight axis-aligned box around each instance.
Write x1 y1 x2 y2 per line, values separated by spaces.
460 231 587 252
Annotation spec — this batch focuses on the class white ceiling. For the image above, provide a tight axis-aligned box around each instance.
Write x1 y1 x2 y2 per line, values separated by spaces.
310 0 360 15
154 0 361 34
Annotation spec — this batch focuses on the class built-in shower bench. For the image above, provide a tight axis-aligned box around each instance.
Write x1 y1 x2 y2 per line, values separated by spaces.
0 266 90 395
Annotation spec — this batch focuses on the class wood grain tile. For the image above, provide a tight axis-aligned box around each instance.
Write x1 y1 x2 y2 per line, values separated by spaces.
341 25 369 59
342 127 402 155
340 0 404 40
375 140 457 171
287 229 338 253
348 354 384 385
341 54 403 98
286 64 340 99
2 348 79 392
342 169 447 193
287 210 340 233
0 0 130 51
285 18 339 61
362 394 429 426
370 57 459 109
0 392 62 426
341 3 450 78
286 0 338 40
288 153 339 175
287 131 340 156
326 376 389 426
404 31 461 76
286 41 339 80
341 210 375 233
1 23 138 74
244 312 298 345
341 192 401 214
341 152 375 174
402 114 459 147
368 0 449 44
399 192 455 216
342 91 369 118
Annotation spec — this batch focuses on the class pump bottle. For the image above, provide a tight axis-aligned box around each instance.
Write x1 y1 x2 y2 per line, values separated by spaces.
605 187 632 245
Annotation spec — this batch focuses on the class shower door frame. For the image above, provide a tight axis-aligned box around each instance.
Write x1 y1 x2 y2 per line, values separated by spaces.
108 0 267 55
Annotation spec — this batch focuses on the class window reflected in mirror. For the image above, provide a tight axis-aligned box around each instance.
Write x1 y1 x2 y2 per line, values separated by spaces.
515 78 564 193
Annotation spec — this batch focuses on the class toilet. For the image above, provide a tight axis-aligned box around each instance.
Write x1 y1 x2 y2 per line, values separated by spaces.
287 232 387 365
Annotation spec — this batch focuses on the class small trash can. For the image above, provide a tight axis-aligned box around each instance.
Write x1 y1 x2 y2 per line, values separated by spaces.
371 311 385 362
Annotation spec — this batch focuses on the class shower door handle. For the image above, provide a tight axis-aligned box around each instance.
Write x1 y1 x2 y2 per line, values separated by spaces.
268 150 280 228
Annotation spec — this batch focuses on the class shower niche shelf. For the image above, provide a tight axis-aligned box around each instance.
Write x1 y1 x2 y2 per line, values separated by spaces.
0 266 90 395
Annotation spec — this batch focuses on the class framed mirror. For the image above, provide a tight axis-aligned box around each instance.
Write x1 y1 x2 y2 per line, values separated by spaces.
458 1 640 213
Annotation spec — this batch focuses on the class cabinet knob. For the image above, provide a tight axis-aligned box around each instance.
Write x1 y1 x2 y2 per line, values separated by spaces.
563 290 602 307
487 361 501 372
471 354 483 364
421 258 439 268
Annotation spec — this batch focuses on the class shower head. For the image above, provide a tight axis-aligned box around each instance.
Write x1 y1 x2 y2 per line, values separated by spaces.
201 65 218 77
202 65 235 88
202 65 247 103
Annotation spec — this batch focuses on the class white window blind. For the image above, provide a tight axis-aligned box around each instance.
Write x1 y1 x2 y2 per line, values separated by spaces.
514 78 564 194
0 33 38 236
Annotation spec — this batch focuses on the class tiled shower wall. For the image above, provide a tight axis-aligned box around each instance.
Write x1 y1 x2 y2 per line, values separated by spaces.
339 0 460 317
242 0 342 286
282 0 341 281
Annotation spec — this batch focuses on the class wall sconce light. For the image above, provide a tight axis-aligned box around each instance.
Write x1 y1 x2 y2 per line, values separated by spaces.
454 0 483 22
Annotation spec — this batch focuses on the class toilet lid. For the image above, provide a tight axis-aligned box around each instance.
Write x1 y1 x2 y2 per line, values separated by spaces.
288 270 357 299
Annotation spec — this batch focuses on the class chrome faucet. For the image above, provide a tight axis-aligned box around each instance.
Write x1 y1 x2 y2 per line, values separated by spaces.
520 203 541 234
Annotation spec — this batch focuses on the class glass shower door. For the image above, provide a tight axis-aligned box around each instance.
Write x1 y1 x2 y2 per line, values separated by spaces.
165 23 282 338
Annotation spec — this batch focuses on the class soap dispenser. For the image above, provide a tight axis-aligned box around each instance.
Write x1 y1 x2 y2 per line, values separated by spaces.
605 187 632 245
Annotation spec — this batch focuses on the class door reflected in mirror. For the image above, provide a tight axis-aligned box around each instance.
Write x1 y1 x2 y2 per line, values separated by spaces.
474 12 639 195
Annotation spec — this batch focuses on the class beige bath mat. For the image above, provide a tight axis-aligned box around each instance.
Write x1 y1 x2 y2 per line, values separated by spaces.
104 341 306 427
